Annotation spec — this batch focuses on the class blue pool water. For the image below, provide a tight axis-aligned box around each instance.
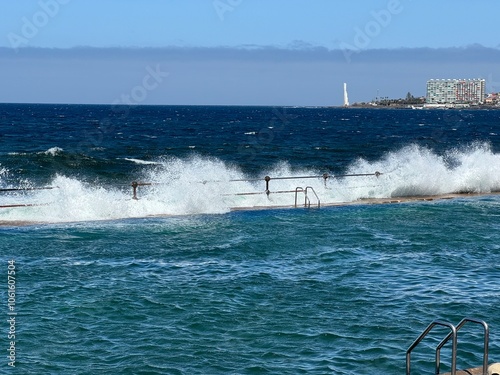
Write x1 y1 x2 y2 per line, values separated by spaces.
1 104 500 374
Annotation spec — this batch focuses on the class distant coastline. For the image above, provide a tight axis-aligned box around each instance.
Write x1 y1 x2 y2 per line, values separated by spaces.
342 103 500 110
341 88 500 110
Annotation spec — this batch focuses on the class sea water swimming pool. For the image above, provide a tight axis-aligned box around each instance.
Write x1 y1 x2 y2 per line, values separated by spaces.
1 104 500 373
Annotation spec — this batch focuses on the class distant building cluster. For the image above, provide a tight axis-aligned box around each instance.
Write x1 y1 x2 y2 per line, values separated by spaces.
485 92 499 105
348 78 499 108
426 79 485 105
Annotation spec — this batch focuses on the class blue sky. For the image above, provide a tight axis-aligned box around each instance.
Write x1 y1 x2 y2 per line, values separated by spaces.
1 0 499 50
0 1 499 105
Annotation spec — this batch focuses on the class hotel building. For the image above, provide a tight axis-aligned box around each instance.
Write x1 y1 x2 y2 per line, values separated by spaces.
426 79 486 104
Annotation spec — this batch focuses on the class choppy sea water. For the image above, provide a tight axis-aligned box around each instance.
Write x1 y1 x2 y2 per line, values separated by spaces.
1 104 500 374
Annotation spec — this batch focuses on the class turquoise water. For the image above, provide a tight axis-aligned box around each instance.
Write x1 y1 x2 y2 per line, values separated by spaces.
1 105 500 373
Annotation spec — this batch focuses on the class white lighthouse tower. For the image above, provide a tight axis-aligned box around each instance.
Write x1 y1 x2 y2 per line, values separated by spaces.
343 83 350 107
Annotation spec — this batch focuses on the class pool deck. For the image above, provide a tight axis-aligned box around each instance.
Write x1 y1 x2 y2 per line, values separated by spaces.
230 191 500 211
442 366 485 375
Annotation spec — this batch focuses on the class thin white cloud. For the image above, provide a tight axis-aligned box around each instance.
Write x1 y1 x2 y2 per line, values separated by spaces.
0 46 498 105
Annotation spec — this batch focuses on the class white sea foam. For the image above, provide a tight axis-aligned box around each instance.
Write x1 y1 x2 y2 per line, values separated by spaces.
343 142 500 200
6 148 63 157
41 147 64 156
122 158 161 165
1 144 499 224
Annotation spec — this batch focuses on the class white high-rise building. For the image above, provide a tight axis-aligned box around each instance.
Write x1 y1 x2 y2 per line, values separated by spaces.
426 79 485 104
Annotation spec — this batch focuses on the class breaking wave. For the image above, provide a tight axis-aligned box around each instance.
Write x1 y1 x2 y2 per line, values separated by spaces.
1 143 500 224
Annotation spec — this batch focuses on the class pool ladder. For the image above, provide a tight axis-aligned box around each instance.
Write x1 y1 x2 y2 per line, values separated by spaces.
406 317 489 375
294 186 320 208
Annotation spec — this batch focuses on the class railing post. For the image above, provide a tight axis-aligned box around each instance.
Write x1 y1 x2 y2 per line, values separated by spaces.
265 176 271 197
131 181 139 200
323 173 329 187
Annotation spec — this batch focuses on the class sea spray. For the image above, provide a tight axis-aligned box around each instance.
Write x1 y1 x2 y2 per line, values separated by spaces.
1 144 500 224
344 142 500 198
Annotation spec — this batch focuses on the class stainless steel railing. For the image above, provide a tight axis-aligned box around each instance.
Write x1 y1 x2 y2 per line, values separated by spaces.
406 317 489 375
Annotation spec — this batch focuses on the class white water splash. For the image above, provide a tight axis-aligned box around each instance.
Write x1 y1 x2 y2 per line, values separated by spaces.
122 158 161 165
41 147 64 156
1 144 500 224
344 143 500 200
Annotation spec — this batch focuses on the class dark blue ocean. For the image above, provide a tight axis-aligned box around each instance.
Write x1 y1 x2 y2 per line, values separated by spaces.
1 104 500 374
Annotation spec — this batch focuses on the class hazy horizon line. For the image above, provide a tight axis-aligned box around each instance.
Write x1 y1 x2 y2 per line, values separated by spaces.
2 44 500 64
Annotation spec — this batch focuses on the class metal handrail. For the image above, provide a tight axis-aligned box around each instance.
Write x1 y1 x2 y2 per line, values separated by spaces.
294 187 305 207
209 171 382 184
0 172 382 205
130 172 382 200
0 186 59 209
305 186 320 208
436 317 489 375
406 320 457 375
294 187 320 208
0 186 57 192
